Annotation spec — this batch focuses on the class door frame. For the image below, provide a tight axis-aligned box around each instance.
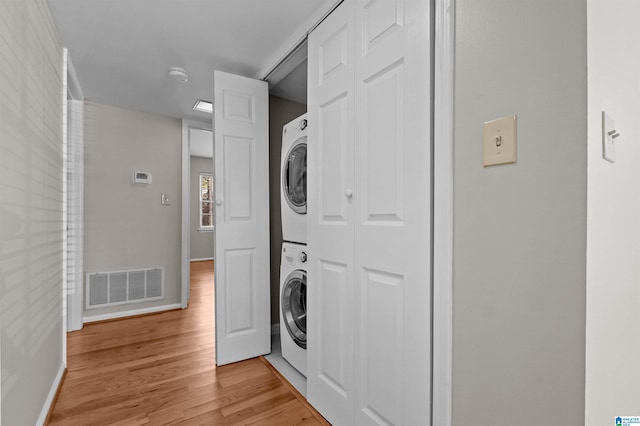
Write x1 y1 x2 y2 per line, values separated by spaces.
64 48 85 335
181 119 213 309
432 0 455 425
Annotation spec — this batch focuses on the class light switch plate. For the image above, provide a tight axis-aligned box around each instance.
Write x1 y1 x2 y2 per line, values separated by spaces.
602 111 617 163
483 114 517 167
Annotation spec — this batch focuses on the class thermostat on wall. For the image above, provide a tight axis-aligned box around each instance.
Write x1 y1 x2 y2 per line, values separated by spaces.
133 171 152 184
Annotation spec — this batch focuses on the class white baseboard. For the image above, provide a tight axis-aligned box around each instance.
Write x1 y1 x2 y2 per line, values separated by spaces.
83 303 182 323
37 362 66 426
190 257 214 262
271 323 280 336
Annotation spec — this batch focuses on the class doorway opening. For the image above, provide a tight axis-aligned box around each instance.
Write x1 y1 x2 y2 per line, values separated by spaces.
181 121 214 307
263 46 309 395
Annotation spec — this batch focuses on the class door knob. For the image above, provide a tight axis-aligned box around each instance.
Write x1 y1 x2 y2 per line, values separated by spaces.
215 200 222 206
344 189 353 198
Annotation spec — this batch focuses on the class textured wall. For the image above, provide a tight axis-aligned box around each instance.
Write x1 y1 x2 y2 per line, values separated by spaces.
453 1 587 424
0 0 64 424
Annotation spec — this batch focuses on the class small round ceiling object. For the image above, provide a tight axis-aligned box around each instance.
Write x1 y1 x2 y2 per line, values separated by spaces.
168 67 189 83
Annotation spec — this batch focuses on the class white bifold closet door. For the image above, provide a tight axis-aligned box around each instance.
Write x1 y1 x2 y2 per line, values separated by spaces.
308 1 356 423
213 70 271 366
307 0 432 424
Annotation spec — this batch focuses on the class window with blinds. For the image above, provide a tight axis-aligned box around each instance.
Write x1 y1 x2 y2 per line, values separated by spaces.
199 173 214 229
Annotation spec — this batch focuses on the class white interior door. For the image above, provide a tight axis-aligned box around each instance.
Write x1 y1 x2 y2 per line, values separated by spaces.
353 0 432 423
308 2 356 424
213 70 270 366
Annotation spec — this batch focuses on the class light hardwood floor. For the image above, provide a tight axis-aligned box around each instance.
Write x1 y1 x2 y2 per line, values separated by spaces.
48 260 328 425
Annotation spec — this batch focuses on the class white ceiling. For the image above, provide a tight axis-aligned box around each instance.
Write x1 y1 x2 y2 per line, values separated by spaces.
271 59 308 105
190 128 213 158
49 0 333 122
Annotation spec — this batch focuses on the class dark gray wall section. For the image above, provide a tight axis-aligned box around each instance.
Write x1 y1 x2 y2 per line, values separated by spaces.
453 1 587 425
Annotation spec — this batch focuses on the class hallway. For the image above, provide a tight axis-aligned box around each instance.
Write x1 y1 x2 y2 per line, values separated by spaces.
48 261 327 425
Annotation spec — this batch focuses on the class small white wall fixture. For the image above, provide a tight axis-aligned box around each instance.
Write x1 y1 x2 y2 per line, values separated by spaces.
602 110 620 163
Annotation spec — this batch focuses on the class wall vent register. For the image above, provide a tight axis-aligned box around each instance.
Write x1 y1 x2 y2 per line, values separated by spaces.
86 267 164 309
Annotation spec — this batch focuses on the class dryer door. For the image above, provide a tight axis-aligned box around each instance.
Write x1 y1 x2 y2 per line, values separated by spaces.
282 137 307 214
281 269 307 348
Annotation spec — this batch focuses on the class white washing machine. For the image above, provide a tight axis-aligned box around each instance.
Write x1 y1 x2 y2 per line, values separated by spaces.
281 113 308 245
280 242 307 376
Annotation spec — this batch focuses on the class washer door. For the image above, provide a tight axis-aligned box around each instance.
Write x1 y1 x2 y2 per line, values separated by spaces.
281 269 307 349
282 137 307 214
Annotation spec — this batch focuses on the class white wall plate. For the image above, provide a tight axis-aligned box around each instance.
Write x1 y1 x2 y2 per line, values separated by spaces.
483 114 517 167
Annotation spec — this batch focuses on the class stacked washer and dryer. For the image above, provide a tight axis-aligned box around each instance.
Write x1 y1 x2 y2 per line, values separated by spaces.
279 114 308 377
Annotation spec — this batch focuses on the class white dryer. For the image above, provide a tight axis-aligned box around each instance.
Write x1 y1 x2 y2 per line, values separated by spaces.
280 242 307 376
281 113 308 245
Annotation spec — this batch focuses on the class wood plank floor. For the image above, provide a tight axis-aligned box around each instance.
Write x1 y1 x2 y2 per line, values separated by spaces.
48 261 328 425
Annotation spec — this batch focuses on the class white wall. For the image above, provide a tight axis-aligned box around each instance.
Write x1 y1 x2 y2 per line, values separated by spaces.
453 1 587 424
586 1 640 423
83 102 182 318
0 1 65 424
190 156 214 260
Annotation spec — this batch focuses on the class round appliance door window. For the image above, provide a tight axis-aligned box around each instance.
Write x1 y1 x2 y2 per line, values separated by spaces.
281 270 307 349
283 137 307 214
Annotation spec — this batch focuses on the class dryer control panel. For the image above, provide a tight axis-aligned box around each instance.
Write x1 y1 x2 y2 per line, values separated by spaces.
282 244 307 267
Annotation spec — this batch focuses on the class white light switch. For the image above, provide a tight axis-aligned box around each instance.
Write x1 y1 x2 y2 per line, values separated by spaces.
483 114 517 167
161 193 170 205
602 111 619 163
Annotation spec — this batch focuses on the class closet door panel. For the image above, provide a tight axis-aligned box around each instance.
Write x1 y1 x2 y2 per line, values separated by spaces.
354 0 432 424
319 23 349 86
359 268 404 425
317 260 349 392
361 61 405 225
318 94 349 223
307 2 356 425
362 0 403 54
